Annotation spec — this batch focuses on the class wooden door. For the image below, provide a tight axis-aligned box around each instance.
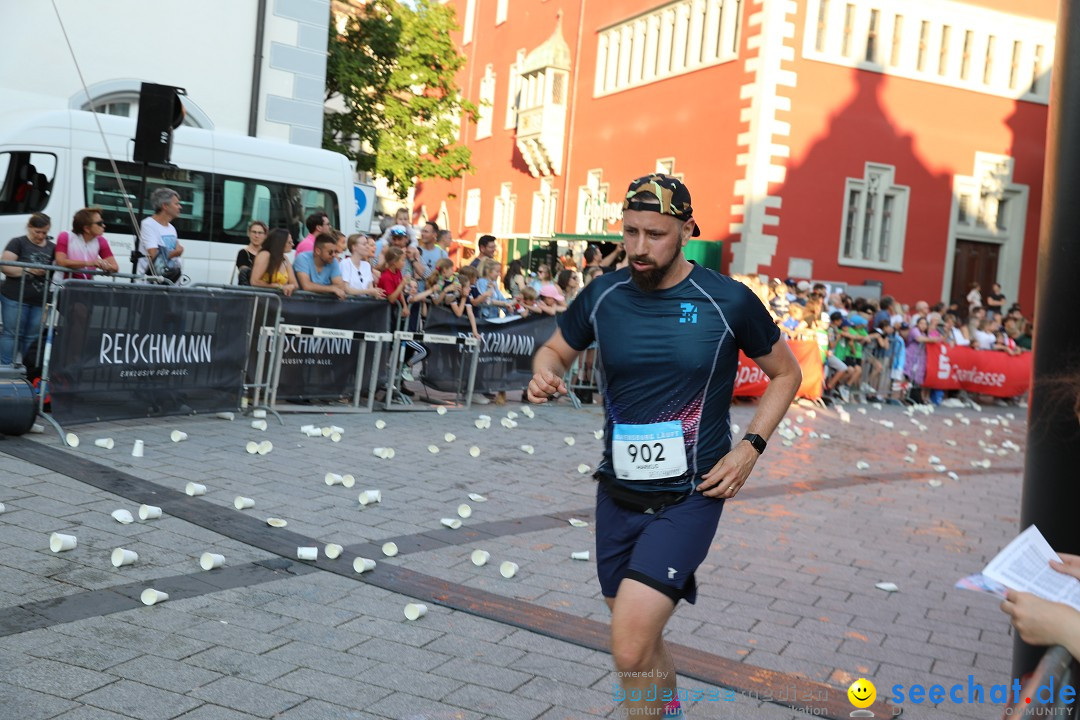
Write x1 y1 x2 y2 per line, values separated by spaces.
950 239 1001 319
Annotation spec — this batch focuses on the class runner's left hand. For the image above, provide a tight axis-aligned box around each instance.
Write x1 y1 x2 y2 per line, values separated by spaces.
697 442 759 498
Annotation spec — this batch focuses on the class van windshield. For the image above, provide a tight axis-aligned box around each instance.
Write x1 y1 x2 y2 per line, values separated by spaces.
0 152 57 215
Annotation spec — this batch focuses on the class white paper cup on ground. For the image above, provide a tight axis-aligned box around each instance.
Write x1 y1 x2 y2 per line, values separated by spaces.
245 441 258 454
341 474 355 488
427 444 440 454
304 428 323 437
359 490 382 506
65 432 80 448
325 473 344 486
94 438 114 450
382 542 398 557
436 406 447 415
199 552 224 570
267 518 288 527
444 433 456 443
170 430 188 443
469 446 480 458
49 533 77 552
251 420 267 431
571 551 591 561
331 432 342 443
111 548 138 567
321 427 333 437
353 557 376 573
0 502 5 513
457 504 472 519
325 543 343 560
403 603 428 621
499 561 518 578
139 504 162 520
297 546 318 561
375 419 386 429
252 409 267 419
131 440 144 458
300 424 316 434
185 482 206 497
441 518 462 530
329 425 344 435
215 412 235 421
257 441 273 455
111 509 134 524
471 549 490 566
233 496 255 510
140 588 169 606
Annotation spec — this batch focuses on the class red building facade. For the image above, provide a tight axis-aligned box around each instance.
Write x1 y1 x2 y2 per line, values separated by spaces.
414 0 1056 311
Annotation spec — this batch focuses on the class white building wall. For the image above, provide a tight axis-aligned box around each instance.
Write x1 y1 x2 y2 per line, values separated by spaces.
0 0 329 146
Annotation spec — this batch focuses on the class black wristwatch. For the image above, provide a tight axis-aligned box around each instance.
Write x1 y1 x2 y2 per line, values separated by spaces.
742 433 767 455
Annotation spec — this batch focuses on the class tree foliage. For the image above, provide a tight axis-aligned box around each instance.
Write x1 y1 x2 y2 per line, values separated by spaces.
325 0 477 198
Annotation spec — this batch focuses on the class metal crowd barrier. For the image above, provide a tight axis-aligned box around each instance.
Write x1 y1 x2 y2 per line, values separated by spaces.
564 345 602 410
384 330 479 411
191 283 284 423
264 323 391 413
1005 645 1078 718
0 259 166 372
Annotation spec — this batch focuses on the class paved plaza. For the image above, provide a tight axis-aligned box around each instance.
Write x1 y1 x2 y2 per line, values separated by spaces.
0 398 1027 719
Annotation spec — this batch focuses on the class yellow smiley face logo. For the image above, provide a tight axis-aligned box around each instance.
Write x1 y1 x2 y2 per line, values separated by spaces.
848 678 876 709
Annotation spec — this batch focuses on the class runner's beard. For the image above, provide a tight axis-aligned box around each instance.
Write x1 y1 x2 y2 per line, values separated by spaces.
629 251 679 292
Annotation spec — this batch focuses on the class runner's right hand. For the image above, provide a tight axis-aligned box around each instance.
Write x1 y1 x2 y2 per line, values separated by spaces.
526 369 567 404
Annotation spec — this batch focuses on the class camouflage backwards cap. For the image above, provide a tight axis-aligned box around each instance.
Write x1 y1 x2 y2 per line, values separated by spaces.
622 173 701 237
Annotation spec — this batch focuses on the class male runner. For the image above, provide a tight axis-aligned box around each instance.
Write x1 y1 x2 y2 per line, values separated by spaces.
528 174 802 717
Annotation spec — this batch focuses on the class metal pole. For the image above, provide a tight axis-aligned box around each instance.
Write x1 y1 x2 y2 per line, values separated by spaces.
1014 0 1080 680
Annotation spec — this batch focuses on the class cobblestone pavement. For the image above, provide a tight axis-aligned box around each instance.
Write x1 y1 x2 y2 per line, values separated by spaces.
0 397 1028 719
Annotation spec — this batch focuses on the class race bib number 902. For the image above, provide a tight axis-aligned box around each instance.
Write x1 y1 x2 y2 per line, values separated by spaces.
612 421 688 482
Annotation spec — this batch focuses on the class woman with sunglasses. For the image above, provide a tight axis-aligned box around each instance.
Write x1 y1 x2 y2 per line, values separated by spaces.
54 207 119 280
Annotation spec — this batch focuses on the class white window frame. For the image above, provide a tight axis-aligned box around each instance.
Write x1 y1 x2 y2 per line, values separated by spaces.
594 0 741 97
802 0 1054 105
464 188 482 228
496 0 508 26
531 177 558 236
463 0 476 44
837 162 909 272
492 182 516 236
505 49 525 129
476 65 496 140
576 169 612 234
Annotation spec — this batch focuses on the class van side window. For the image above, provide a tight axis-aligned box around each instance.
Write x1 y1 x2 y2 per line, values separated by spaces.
83 158 209 241
0 152 57 215
213 174 339 244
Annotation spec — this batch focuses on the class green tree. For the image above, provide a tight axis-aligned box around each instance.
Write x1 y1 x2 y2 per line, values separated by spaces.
325 0 477 198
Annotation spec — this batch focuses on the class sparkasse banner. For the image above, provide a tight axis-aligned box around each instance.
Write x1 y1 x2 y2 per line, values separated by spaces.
923 344 1032 397
49 283 255 424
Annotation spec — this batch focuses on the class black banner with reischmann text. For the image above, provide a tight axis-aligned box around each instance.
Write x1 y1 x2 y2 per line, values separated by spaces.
276 296 391 401
49 283 255 424
420 306 556 394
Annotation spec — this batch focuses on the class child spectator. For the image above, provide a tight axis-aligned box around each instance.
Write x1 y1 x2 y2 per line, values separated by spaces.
474 259 514 319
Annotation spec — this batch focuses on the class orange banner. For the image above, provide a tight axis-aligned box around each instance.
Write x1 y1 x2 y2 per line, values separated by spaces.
733 340 823 401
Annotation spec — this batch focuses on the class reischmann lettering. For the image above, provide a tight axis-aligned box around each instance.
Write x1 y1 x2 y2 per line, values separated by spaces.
99 333 212 365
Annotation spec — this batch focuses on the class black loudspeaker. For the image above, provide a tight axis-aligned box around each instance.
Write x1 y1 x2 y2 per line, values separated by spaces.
133 83 187 165
0 370 37 436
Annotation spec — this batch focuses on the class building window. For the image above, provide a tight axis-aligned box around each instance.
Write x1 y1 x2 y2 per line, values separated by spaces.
496 0 508 26
889 15 903 67
531 177 558 236
815 0 829 52
983 35 996 85
1032 44 1045 93
595 0 740 96
465 188 481 228
1009 40 1022 89
505 49 525 129
960 30 973 80
916 20 929 72
865 9 880 63
938 25 950 76
463 0 476 44
576 169 613 235
476 65 495 140
492 182 516 236
838 162 909 271
841 4 855 58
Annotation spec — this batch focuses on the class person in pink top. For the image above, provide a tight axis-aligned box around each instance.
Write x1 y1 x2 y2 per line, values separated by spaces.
54 207 119 279
293 211 331 255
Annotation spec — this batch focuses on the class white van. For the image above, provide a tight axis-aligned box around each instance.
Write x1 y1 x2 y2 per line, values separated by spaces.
0 109 356 285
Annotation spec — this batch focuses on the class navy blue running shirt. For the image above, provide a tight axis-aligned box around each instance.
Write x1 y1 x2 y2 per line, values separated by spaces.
559 263 781 492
